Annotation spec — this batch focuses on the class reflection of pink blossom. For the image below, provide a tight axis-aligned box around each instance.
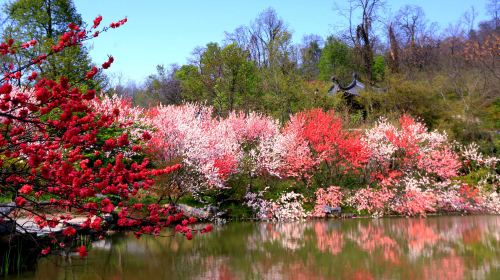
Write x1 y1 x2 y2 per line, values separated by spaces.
350 224 398 254
423 256 465 280
314 222 343 255
407 219 439 254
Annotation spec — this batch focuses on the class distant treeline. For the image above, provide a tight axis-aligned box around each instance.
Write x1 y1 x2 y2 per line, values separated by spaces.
1 0 498 152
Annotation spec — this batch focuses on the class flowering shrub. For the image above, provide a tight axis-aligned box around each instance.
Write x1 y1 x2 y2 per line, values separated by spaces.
245 190 306 221
390 187 437 217
224 111 279 143
253 109 369 180
348 187 394 216
453 142 499 213
81 95 498 219
244 190 274 220
311 186 343 217
459 143 499 169
297 109 369 169
89 94 150 138
363 115 461 184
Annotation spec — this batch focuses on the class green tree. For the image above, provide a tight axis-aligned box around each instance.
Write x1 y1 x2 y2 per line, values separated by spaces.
318 36 356 82
175 64 204 102
218 43 260 112
372 55 386 82
176 43 259 115
2 0 103 88
224 8 310 121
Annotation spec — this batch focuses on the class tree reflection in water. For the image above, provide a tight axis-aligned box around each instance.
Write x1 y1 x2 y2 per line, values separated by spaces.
23 216 500 280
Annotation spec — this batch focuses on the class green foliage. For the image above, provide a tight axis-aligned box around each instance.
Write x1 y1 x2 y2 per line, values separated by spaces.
176 43 260 115
175 64 204 101
459 168 492 187
372 55 386 82
318 37 356 82
359 75 446 128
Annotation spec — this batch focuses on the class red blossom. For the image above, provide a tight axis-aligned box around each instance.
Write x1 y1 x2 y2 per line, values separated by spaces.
15 196 26 207
77 246 88 257
93 16 103 29
118 133 129 146
101 198 115 213
204 224 213 233
68 23 79 30
19 184 33 194
0 83 12 95
103 138 116 150
41 247 51 255
142 131 152 140
27 71 38 81
85 66 98 80
101 56 114 69
84 89 96 100
90 217 103 231
63 226 77 237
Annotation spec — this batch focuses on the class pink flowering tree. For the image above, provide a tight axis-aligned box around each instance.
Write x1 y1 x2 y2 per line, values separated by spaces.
253 114 315 179
363 115 461 184
361 115 472 216
146 103 281 208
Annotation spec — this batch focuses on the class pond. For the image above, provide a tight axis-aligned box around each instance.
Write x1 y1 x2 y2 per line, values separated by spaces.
10 215 500 280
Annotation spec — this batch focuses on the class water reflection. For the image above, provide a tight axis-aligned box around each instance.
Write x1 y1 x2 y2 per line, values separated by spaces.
17 215 500 280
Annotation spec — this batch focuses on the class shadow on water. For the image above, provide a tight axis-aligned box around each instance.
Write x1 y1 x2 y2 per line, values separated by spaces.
7 215 500 280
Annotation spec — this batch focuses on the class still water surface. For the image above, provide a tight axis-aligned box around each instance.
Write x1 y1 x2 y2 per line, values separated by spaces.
14 215 500 279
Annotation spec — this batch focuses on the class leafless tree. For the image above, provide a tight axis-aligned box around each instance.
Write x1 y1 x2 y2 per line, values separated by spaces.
395 5 426 45
225 8 293 68
462 6 479 35
486 0 499 28
335 0 385 81
145 64 182 105
387 23 399 72
299 34 323 80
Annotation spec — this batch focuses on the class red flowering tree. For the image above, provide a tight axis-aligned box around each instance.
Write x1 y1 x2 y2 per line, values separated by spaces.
254 109 369 182
255 114 315 178
0 16 207 263
297 109 369 169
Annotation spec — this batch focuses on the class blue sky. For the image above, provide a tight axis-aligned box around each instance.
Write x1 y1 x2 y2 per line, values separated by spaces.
73 0 490 83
